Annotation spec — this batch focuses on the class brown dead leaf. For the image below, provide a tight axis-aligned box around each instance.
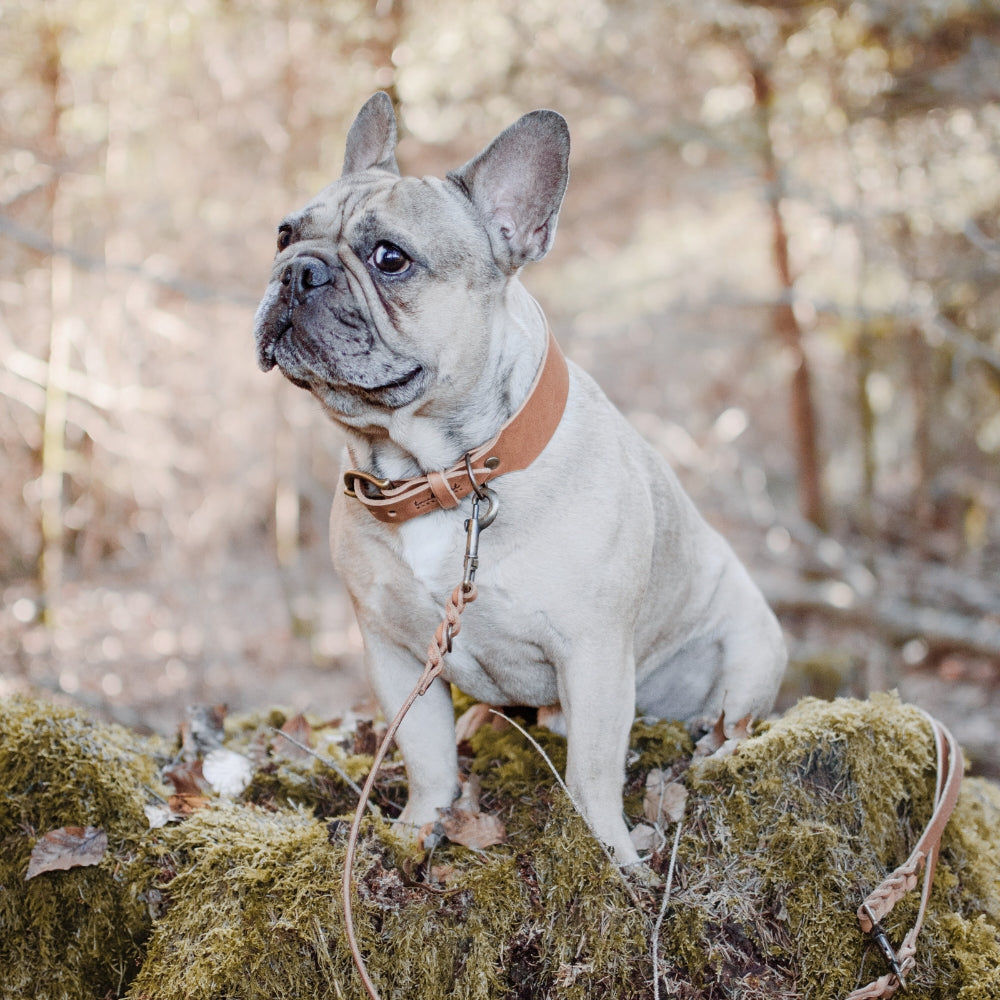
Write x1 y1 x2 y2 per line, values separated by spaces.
453 773 484 812
454 703 493 744
168 793 209 816
26 826 108 880
629 823 660 852
438 809 506 850
436 773 505 849
643 770 688 826
271 713 313 759
694 712 728 757
693 712 754 759
164 759 210 795
353 718 382 757
164 759 211 814
428 863 457 885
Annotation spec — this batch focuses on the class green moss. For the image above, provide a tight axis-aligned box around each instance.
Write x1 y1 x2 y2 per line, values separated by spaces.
3 693 998 999
0 697 168 999
657 695 1000 998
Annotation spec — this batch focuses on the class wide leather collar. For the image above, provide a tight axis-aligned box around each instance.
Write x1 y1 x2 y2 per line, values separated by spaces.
343 330 569 523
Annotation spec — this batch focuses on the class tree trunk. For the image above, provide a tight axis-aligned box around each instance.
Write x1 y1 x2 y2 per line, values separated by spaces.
38 18 70 623
752 65 827 531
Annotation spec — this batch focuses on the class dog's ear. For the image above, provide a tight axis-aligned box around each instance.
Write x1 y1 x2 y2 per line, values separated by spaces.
449 110 570 272
342 92 400 176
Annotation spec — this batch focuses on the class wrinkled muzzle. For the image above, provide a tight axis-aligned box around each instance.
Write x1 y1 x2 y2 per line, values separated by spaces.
253 250 426 407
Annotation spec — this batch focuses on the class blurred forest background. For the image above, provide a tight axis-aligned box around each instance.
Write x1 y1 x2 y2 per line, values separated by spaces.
2 1 999 772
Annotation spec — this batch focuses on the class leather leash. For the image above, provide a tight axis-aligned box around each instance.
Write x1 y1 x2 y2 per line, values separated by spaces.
845 710 962 999
343 329 569 523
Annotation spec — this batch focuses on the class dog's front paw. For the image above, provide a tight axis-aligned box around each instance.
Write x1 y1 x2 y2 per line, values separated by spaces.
620 859 664 890
620 861 663 892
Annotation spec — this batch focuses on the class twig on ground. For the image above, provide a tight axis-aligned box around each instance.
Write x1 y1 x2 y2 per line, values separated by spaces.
652 820 684 1000
267 725 372 807
488 709 642 906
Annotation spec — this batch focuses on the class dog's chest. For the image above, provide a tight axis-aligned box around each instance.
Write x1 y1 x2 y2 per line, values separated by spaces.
395 511 464 593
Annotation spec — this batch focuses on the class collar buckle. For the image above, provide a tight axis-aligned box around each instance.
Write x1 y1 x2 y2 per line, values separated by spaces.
343 469 392 499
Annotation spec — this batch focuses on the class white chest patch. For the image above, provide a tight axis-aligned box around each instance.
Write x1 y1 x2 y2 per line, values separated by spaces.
395 509 465 593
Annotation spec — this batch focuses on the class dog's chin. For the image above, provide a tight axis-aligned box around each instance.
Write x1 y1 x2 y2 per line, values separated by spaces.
282 361 428 412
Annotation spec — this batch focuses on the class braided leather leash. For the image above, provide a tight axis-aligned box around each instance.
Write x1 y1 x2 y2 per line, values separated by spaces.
341 480 496 1000
845 710 962 999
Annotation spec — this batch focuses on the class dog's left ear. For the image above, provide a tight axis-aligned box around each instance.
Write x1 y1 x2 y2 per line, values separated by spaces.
342 91 400 176
449 110 570 272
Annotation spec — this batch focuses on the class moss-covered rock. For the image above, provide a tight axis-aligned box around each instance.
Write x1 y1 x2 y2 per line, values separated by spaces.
0 697 168 999
1 693 998 999
661 695 1000 998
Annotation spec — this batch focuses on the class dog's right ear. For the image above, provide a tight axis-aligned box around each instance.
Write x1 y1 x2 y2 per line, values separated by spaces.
448 110 570 273
342 92 400 176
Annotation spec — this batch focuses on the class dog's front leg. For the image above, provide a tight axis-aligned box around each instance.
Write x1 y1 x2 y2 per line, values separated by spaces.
363 635 460 829
560 640 640 866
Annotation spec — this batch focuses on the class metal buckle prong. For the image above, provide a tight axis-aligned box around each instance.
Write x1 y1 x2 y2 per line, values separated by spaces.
343 469 392 499
861 904 906 985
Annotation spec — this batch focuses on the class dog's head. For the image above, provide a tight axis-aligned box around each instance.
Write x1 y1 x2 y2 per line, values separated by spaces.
253 92 569 430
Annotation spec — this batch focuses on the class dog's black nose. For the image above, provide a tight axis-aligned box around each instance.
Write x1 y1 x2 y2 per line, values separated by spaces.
281 256 332 295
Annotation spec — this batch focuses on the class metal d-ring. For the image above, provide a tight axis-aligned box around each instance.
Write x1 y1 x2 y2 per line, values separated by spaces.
464 453 499 529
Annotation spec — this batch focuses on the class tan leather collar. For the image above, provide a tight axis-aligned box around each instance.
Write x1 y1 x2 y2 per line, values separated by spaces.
344 330 569 523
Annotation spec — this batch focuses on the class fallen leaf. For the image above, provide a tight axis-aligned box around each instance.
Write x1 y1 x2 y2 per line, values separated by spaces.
629 823 660 852
643 770 688 826
164 759 212 815
433 773 506 849
203 747 254 797
352 718 381 756
453 773 484 813
727 714 753 742
428 863 457 885
693 712 754 759
144 804 176 829
26 826 108 880
694 713 728 757
454 703 493 743
164 759 210 796
438 809 506 850
272 713 313 759
168 793 209 816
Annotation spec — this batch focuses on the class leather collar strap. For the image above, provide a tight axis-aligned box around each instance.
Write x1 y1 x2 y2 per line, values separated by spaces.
344 330 569 523
845 710 963 999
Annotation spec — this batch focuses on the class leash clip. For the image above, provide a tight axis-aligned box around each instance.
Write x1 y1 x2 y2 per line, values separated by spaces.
459 453 498 599
461 489 498 595
861 904 907 986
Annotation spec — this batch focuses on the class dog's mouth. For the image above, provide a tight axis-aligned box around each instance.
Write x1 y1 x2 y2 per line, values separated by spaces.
369 365 423 393
265 323 427 405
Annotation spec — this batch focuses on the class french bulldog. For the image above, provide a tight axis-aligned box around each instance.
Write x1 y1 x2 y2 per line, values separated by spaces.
254 92 786 866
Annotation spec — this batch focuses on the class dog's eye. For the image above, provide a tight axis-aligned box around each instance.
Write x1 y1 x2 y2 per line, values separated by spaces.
371 242 411 275
276 227 293 252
